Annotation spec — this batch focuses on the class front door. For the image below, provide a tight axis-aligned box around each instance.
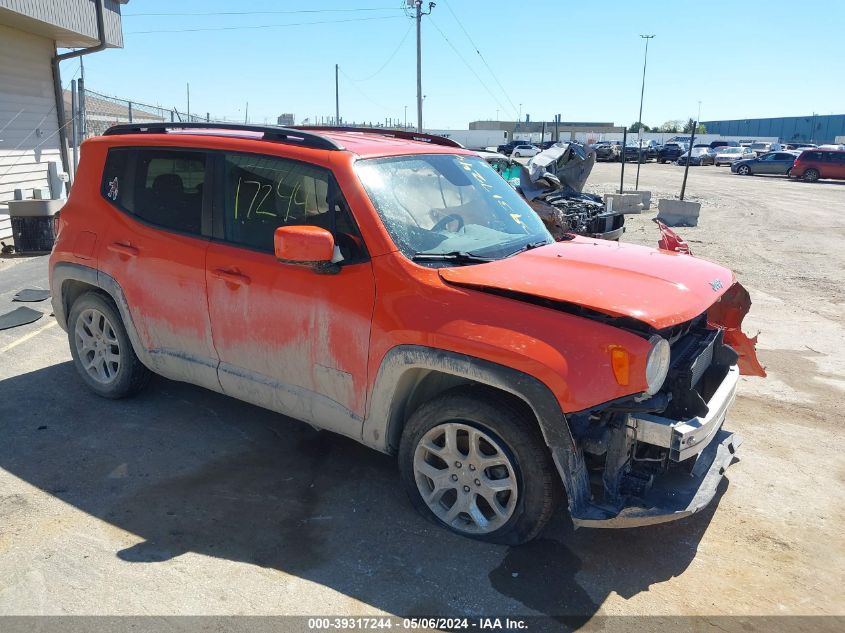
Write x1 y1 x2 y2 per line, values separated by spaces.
97 147 219 391
205 151 375 436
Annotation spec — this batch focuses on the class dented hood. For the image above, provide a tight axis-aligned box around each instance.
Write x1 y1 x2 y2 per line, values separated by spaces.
439 237 735 329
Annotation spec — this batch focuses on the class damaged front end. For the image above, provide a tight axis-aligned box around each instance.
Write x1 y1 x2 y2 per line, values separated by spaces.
564 284 763 528
491 143 625 241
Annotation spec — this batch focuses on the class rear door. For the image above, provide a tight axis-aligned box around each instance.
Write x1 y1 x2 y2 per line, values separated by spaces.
97 147 219 391
205 150 375 435
830 152 845 179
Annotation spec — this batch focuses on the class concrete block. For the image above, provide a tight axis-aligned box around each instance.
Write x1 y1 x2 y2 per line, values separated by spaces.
604 193 644 215
622 190 652 210
657 199 701 227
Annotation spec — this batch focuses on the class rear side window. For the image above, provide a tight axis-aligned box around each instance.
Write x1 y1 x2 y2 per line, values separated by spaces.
220 152 366 261
102 148 206 235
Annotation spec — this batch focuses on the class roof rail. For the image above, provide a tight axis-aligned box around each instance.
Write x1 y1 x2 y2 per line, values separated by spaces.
294 126 464 148
103 122 343 151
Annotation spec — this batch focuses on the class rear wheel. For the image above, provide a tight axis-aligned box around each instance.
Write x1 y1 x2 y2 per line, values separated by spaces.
68 292 151 398
803 168 820 182
737 164 751 176
398 388 560 545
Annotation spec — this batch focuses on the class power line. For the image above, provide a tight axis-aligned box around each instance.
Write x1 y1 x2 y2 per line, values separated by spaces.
442 0 519 119
127 14 404 35
427 18 511 120
338 68 398 115
125 7 402 17
343 22 413 82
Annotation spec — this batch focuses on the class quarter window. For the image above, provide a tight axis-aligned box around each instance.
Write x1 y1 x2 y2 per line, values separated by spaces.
221 153 365 261
101 148 206 235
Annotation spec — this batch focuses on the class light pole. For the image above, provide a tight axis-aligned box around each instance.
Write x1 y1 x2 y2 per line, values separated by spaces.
404 105 407 129
697 100 702 124
635 34 655 190
518 103 522 121
496 109 499 121
414 1 435 133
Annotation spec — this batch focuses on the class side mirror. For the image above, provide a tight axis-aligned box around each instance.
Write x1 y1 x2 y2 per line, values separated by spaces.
274 225 339 274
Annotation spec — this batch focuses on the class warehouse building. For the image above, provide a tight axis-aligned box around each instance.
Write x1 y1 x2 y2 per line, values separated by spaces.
702 114 845 145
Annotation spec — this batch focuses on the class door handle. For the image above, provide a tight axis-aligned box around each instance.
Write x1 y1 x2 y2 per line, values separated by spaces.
211 268 251 286
108 242 139 257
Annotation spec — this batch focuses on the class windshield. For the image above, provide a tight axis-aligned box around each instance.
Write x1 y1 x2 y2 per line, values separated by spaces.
356 154 552 261
749 143 768 150
719 147 742 154
691 147 709 156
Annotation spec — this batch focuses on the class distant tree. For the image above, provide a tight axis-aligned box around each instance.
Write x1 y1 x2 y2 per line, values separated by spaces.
660 120 684 133
697 123 707 134
682 118 697 133
629 121 651 132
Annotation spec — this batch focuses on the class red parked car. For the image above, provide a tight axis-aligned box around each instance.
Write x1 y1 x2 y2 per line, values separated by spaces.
789 149 845 182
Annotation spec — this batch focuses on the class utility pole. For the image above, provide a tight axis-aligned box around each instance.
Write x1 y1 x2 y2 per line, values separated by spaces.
635 34 655 190
415 1 434 132
335 64 340 125
404 105 408 129
244 102 249 124
187 83 191 121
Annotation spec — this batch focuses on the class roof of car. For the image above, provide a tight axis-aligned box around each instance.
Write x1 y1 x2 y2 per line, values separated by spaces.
100 123 474 159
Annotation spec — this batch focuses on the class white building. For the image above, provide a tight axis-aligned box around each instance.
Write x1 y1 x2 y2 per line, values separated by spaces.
0 0 128 240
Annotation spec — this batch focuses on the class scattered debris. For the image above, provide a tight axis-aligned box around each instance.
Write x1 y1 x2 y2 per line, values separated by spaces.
12 288 51 303
0 306 43 331
654 219 693 254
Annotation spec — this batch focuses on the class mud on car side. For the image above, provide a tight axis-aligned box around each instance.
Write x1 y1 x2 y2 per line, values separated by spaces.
50 123 763 544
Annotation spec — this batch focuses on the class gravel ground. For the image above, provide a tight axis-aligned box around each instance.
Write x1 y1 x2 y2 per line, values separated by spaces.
0 162 843 626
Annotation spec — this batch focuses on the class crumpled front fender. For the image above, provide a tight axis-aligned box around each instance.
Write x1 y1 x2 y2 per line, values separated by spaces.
707 282 767 377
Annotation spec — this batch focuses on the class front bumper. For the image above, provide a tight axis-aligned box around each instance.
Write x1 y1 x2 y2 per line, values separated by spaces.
573 430 742 528
571 364 742 528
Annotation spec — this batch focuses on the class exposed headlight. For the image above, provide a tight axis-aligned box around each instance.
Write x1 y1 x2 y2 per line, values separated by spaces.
645 335 671 395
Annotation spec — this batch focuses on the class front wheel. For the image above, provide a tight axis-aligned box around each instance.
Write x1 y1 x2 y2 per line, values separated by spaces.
398 389 560 545
803 168 820 182
737 165 751 176
513 152 522 158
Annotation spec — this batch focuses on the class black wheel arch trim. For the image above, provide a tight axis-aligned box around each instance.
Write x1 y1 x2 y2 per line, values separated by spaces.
362 344 592 517
51 261 155 370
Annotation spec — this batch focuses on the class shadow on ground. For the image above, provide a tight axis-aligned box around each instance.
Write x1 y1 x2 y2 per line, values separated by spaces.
0 362 728 624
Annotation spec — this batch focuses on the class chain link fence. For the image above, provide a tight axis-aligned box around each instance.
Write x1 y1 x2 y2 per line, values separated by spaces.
72 89 214 139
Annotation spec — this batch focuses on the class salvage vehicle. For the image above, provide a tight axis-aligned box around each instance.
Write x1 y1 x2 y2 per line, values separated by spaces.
657 142 689 164
788 149 845 182
623 140 658 162
496 139 532 156
50 123 763 544
479 146 624 241
511 144 540 158
731 151 796 176
594 141 623 162
714 146 756 166
677 147 716 166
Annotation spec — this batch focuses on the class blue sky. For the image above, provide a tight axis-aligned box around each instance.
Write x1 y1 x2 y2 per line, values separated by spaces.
67 0 845 129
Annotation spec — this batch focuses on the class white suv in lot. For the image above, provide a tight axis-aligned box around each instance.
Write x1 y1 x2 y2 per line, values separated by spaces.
512 144 540 158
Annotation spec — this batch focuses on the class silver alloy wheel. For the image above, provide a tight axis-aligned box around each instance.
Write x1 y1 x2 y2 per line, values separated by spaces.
74 308 121 384
413 422 518 535
738 165 750 175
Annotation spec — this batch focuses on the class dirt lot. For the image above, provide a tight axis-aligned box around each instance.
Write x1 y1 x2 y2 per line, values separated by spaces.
0 163 843 626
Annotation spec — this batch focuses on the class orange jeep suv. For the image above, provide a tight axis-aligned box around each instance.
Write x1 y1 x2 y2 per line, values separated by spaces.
50 123 761 544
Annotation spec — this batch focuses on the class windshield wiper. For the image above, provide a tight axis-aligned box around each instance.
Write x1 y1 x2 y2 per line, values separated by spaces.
411 250 494 264
505 239 552 258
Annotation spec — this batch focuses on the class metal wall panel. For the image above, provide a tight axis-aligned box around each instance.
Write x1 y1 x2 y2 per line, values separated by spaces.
702 115 845 144
0 0 124 47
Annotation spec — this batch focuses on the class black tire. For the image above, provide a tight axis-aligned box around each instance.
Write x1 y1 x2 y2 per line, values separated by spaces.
737 165 752 176
398 387 560 545
67 291 152 399
803 168 820 182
